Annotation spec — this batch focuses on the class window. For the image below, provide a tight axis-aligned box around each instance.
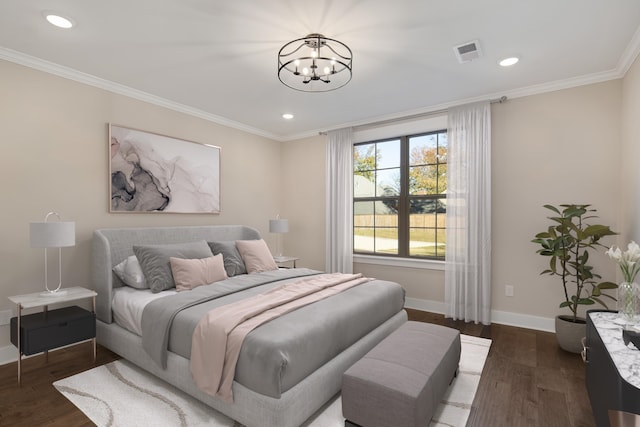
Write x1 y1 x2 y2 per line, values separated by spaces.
353 130 447 259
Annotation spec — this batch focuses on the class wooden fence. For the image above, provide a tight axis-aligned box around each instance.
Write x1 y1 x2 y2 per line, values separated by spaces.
354 214 445 228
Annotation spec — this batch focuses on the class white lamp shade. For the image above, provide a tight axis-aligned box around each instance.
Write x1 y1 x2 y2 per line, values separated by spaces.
30 221 75 248
269 219 289 234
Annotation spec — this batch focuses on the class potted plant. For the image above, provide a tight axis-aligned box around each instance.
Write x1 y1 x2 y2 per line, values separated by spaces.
532 204 617 353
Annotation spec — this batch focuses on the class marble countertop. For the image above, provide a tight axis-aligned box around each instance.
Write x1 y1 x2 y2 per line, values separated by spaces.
589 311 640 389
8 286 96 309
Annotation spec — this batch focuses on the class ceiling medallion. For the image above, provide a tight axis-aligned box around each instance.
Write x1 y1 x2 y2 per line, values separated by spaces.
278 33 352 92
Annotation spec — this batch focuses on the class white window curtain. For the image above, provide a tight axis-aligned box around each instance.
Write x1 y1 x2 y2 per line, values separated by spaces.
445 101 492 324
325 128 354 273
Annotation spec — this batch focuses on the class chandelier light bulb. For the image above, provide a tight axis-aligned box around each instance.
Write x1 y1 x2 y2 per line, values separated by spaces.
323 66 331 75
294 59 300 67
311 50 318 58
302 67 309 75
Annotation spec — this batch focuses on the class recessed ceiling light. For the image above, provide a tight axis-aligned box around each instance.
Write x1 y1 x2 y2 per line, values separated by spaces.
282 113 294 120
43 12 75 29
499 57 519 67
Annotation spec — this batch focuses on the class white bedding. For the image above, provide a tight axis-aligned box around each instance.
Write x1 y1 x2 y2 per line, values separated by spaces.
111 271 284 336
112 287 176 336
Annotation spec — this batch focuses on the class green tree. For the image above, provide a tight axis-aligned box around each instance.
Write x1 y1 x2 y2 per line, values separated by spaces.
354 144 376 181
409 145 447 194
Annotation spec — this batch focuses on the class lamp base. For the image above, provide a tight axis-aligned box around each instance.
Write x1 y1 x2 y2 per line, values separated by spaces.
39 289 69 298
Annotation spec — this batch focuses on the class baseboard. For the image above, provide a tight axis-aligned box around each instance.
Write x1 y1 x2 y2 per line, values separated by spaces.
404 297 447 315
490 309 555 332
404 297 555 333
0 345 18 366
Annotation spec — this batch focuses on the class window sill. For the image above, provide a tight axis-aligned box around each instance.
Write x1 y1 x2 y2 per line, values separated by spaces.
353 254 445 271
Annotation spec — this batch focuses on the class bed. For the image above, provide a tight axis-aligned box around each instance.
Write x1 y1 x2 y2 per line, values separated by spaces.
92 225 407 427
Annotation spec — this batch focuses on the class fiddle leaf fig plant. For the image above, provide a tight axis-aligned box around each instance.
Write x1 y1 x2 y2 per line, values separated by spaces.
531 204 618 323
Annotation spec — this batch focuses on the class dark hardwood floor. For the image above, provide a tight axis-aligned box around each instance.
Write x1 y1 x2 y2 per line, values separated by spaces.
0 341 119 427
407 309 595 427
0 310 595 427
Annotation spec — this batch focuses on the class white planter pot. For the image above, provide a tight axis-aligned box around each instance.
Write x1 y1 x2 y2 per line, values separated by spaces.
555 315 586 354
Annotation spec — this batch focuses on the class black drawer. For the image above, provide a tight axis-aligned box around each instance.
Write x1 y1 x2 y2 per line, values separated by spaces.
586 309 640 426
10 306 96 355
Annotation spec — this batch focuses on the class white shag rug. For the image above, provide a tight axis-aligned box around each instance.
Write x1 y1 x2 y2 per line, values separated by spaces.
54 334 491 427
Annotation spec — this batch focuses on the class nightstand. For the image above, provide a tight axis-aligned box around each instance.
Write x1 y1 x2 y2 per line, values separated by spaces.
8 286 97 385
273 255 300 268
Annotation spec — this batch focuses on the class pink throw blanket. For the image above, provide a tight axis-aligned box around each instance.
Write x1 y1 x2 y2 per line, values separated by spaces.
189 273 371 402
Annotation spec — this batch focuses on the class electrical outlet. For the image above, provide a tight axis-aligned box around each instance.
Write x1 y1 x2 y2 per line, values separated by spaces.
505 285 514 297
0 309 12 326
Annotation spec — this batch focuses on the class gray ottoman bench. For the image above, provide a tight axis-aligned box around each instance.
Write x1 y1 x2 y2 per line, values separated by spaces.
342 321 461 427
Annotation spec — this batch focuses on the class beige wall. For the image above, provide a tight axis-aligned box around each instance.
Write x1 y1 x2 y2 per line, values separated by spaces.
286 80 624 326
0 56 632 349
0 60 282 348
280 135 326 271
492 81 621 321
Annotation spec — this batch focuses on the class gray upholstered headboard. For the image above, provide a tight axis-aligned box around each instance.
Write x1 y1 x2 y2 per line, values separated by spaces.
91 225 261 323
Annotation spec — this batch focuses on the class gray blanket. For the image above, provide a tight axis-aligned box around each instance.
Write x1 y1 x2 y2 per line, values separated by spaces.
141 268 405 398
142 268 321 367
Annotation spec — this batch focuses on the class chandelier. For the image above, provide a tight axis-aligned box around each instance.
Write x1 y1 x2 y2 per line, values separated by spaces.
278 33 352 92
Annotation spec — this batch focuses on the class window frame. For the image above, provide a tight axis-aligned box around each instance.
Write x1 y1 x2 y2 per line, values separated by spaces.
353 129 448 260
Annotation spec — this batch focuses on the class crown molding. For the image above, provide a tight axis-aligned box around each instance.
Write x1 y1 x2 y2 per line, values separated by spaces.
0 47 281 141
499 68 623 101
295 68 623 142
618 25 640 75
3 32 640 143
291 32 640 141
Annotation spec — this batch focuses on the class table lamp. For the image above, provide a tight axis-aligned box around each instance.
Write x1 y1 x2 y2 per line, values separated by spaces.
30 212 75 296
269 216 289 257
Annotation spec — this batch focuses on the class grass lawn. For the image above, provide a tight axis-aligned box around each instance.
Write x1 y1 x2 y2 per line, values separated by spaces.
354 228 445 256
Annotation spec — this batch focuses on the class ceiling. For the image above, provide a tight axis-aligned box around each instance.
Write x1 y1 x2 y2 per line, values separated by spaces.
1 1 640 141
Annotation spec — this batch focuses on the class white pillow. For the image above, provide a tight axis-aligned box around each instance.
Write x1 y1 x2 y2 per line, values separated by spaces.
113 255 148 289
235 239 278 274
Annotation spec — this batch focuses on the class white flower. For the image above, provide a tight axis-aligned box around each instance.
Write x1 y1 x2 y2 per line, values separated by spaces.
608 241 640 283
607 246 622 262
626 241 640 261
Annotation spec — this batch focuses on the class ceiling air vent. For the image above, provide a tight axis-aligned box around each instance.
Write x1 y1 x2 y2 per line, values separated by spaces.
454 40 482 63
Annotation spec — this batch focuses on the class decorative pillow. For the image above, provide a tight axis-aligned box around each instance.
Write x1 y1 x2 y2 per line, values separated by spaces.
235 239 278 274
112 255 148 289
207 241 247 277
133 240 213 293
169 254 228 292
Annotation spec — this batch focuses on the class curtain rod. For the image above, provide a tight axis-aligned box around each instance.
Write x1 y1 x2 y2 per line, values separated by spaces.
319 96 507 135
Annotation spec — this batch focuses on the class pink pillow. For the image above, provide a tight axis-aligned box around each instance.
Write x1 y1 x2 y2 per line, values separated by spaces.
169 254 228 291
235 239 278 274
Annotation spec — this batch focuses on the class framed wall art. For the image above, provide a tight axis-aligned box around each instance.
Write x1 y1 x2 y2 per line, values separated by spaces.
109 124 220 213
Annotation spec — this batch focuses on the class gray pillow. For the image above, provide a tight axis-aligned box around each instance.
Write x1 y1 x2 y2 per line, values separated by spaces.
133 240 213 293
208 241 247 277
